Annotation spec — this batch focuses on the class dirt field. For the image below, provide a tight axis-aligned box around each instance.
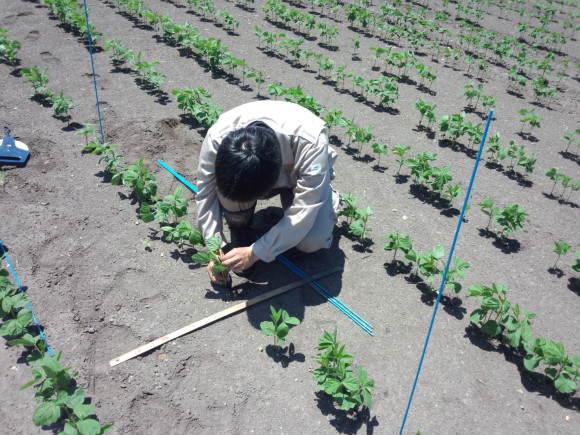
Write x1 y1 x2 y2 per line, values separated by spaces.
1 0 579 433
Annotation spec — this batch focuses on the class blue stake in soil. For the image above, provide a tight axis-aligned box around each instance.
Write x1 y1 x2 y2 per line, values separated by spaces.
0 240 54 357
399 110 494 434
82 0 105 144
158 160 199 193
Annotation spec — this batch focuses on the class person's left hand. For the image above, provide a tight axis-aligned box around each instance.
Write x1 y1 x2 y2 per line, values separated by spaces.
221 246 259 273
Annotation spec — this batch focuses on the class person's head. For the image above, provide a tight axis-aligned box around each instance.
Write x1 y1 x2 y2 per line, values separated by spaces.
215 125 281 202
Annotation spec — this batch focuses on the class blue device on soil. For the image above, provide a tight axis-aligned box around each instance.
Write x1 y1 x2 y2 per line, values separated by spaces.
0 127 30 165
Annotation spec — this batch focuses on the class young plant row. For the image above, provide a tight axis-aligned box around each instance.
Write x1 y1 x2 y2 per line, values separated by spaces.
40 0 102 44
545 168 580 202
260 306 375 412
0 257 111 433
78 126 228 281
19 66 75 121
486 134 537 180
262 0 337 43
402 150 463 207
110 0 266 87
254 26 404 108
478 198 528 242
383 231 470 294
379 227 579 395
184 0 240 32
468 282 579 394
0 28 21 65
103 39 167 90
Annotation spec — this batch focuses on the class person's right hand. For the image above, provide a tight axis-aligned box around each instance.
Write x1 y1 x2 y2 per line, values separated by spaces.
207 259 230 286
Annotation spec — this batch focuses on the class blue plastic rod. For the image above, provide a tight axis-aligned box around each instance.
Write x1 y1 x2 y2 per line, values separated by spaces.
276 253 373 335
158 160 199 193
398 110 494 434
0 240 54 357
82 0 105 145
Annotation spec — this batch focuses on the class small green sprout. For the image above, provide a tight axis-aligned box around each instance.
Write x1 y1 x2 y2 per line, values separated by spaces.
260 305 300 347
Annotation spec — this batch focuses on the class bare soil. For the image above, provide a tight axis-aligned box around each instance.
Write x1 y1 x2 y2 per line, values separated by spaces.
1 0 579 434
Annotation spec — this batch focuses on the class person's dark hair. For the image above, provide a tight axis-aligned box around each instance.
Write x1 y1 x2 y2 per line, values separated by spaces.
215 125 281 202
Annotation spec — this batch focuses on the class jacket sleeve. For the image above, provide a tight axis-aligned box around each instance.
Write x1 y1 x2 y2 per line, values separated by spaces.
252 131 330 262
195 132 225 242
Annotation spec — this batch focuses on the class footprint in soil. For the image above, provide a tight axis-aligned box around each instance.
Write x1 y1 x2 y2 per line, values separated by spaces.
40 51 61 65
25 30 40 41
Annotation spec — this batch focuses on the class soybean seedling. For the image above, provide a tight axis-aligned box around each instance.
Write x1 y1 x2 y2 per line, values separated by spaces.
74 123 96 147
478 197 500 231
383 231 413 262
312 327 374 411
191 235 229 283
51 91 74 121
393 143 411 176
495 205 528 240
371 143 388 167
260 305 300 348
338 192 359 225
552 241 571 269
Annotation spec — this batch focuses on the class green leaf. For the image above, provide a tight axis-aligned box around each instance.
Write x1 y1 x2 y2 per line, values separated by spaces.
342 375 360 392
7 333 39 347
554 373 577 394
0 318 26 337
32 401 62 426
432 245 444 260
276 323 289 341
61 422 80 435
523 354 541 371
72 403 95 420
260 321 275 337
139 203 154 223
205 236 222 252
285 316 300 325
480 320 502 337
322 377 342 395
76 418 103 435
469 309 486 324
191 251 211 265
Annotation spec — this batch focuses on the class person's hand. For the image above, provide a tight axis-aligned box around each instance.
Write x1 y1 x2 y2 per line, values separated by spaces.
221 246 259 273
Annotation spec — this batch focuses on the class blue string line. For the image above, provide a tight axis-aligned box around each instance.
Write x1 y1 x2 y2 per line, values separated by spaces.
82 0 105 144
398 110 494 434
0 240 54 357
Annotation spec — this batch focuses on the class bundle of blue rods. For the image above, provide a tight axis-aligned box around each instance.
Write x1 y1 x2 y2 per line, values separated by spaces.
276 253 374 336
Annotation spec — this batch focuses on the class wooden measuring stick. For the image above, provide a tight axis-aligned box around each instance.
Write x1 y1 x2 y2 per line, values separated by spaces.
109 266 343 367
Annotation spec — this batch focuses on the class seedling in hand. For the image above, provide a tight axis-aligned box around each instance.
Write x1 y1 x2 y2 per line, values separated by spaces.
191 235 229 284
260 305 300 348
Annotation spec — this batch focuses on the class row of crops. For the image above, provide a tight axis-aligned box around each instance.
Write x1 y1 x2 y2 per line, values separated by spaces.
1 0 579 431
